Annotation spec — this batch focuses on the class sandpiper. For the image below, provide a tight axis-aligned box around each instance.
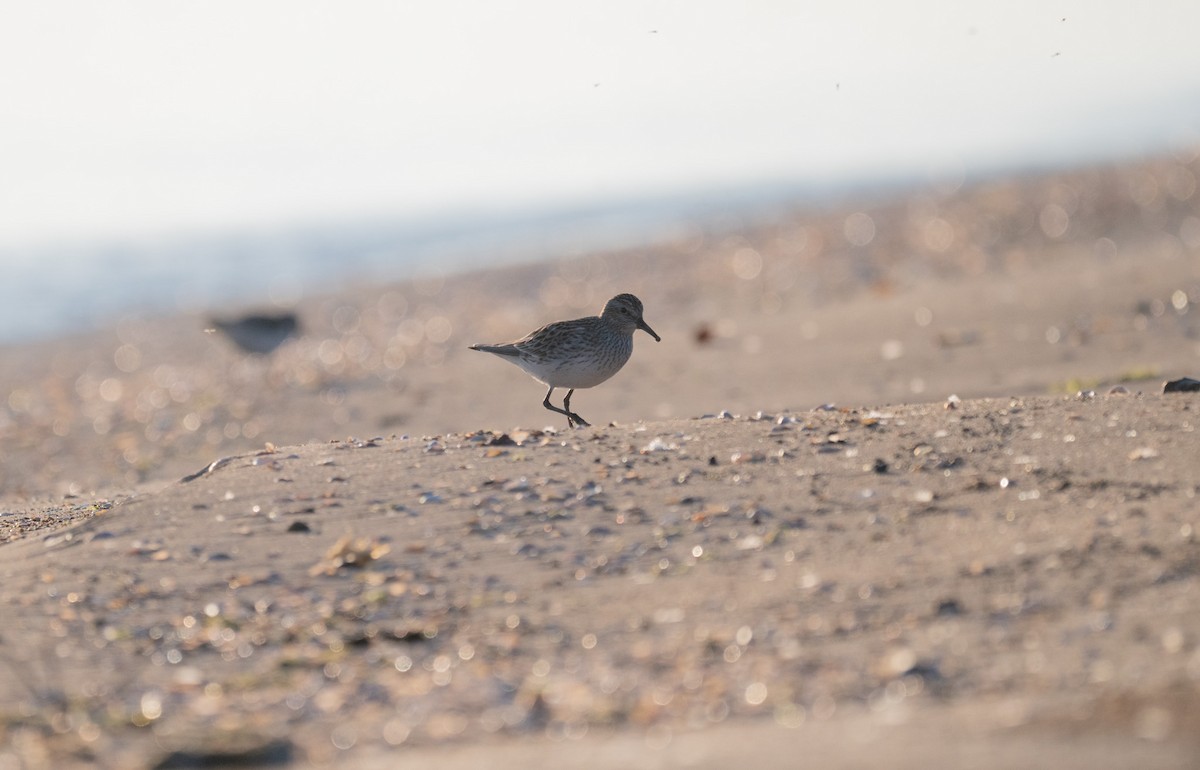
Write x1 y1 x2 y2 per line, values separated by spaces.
469 293 660 427
210 312 300 355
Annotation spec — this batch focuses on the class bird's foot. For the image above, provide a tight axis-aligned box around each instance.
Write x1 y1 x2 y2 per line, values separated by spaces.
567 413 591 428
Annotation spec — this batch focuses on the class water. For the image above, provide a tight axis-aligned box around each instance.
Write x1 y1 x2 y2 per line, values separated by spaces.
0 181 841 345
2 137 1196 346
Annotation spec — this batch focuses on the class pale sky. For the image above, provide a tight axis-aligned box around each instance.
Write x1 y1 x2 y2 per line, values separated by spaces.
3 1 1200 248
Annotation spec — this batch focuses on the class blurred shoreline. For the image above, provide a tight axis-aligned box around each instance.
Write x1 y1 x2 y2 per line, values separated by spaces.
5 147 1197 346
0 178 831 345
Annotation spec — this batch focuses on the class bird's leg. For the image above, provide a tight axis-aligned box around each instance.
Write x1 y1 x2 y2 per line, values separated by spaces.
563 388 590 427
542 387 578 428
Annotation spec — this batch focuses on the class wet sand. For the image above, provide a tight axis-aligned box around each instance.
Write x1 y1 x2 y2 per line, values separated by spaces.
2 153 1200 768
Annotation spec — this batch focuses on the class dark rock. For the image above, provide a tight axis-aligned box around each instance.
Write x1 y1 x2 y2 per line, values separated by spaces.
1163 377 1200 393
935 598 965 616
152 738 294 768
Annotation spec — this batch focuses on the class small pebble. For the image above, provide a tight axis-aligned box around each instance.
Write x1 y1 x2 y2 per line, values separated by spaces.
641 438 677 453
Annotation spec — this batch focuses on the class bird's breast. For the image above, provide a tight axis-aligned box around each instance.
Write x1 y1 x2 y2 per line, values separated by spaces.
521 335 633 389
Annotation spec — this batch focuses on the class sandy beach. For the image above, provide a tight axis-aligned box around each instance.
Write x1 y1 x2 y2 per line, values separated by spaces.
2 153 1200 768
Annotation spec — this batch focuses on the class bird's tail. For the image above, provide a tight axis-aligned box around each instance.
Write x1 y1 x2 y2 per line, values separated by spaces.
468 343 521 357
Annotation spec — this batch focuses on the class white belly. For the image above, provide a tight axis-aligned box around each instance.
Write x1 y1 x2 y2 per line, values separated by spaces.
516 339 633 389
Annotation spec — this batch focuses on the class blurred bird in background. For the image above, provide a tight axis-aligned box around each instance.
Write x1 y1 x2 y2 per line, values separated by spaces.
208 312 300 355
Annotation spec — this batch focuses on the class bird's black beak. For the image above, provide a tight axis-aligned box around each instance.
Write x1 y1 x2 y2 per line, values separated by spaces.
638 319 661 342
